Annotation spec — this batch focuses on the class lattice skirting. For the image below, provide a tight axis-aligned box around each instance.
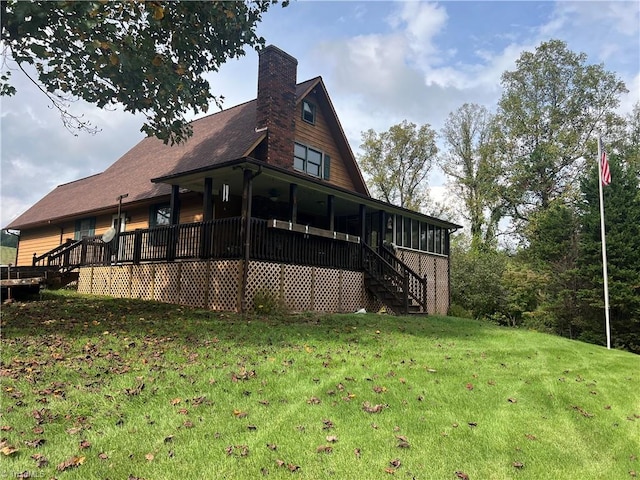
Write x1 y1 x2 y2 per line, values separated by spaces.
397 249 450 315
77 261 367 314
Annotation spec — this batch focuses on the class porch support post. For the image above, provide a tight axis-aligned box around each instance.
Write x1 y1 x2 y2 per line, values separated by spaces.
240 169 254 313
167 185 180 261
201 177 214 259
327 195 335 231
169 185 180 225
378 210 385 251
289 183 298 224
203 177 214 221
359 204 366 243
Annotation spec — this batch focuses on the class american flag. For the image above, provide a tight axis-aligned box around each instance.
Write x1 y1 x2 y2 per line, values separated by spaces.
600 141 611 186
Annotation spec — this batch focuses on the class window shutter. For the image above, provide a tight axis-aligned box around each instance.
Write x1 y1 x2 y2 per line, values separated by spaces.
323 154 331 180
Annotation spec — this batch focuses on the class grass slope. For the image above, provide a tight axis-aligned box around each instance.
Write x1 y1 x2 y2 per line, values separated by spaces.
1 291 638 479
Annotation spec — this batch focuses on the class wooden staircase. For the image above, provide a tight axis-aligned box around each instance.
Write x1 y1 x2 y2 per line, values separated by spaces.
1 265 79 300
361 243 427 315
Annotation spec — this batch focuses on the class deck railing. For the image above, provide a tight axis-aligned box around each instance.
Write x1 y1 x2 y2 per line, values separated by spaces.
33 217 361 271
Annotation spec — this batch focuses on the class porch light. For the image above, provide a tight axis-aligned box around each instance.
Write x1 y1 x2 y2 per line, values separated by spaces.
269 189 280 202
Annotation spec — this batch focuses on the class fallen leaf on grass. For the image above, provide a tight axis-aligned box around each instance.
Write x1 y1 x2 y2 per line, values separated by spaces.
572 405 594 418
326 435 338 443
465 383 474 391
316 445 333 453
31 453 48 468
170 398 181 406
145 453 154 461
362 401 386 413
288 463 300 472
507 398 517 403
1 426 12 431
79 440 91 449
525 433 537 441
225 445 249 457
267 444 277 450
373 386 387 393
25 438 45 448
233 409 248 418
322 419 334 430
384 467 396 474
354 448 361 458
307 397 321 405
98 453 109 460
57 455 85 471
1 445 18 456
396 437 410 449
513 461 524 469
389 458 401 468
455 471 470 480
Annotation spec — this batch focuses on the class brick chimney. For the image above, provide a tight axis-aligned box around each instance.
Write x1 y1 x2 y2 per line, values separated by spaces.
256 45 298 169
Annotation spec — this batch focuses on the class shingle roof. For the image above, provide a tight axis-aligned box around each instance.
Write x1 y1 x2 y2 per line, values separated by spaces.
7 80 320 230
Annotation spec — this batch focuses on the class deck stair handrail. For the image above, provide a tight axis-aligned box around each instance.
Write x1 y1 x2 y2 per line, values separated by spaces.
32 237 106 271
361 242 427 314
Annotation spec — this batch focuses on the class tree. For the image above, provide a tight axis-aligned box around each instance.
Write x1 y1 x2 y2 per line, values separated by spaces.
449 233 508 319
439 103 504 251
358 120 437 211
1 0 286 144
576 141 640 352
496 39 627 227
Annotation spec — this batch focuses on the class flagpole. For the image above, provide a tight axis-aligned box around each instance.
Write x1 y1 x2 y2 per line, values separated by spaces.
597 137 611 350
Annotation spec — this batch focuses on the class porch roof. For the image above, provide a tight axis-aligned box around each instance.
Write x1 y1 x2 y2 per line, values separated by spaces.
152 157 462 230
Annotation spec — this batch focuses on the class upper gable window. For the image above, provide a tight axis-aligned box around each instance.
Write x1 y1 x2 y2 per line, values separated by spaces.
302 100 316 124
294 142 330 180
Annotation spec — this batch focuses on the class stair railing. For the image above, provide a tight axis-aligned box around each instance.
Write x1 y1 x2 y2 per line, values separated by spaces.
362 243 427 314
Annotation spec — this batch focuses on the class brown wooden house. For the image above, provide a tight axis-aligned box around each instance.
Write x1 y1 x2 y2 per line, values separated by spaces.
6 46 461 314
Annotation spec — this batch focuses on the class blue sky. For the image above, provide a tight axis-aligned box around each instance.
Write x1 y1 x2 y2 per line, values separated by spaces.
2 1 639 228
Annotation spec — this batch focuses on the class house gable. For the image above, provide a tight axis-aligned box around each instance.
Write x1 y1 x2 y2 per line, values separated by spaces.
294 78 369 195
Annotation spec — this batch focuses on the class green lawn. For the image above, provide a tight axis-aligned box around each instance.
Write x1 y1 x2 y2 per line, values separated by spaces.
1 291 638 479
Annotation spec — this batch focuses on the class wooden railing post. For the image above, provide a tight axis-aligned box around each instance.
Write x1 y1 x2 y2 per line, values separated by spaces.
403 273 410 315
133 230 143 264
80 239 88 266
422 276 428 313
166 225 177 262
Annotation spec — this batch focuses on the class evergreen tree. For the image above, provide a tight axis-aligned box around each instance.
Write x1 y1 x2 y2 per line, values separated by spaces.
577 149 640 352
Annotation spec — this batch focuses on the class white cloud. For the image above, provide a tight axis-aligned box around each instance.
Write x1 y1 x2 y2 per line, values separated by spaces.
389 2 448 61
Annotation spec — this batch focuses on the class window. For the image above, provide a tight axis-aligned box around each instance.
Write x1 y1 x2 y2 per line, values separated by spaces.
294 142 330 179
150 204 171 227
149 203 171 245
302 100 316 124
419 222 427 251
74 217 96 240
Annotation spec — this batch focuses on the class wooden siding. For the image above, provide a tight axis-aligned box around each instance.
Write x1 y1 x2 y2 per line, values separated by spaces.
16 194 213 266
295 91 356 191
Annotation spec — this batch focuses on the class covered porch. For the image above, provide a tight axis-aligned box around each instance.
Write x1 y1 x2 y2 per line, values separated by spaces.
33 158 459 314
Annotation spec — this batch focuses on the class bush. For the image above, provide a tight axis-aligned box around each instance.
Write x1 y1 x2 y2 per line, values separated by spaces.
251 288 288 315
448 304 472 319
